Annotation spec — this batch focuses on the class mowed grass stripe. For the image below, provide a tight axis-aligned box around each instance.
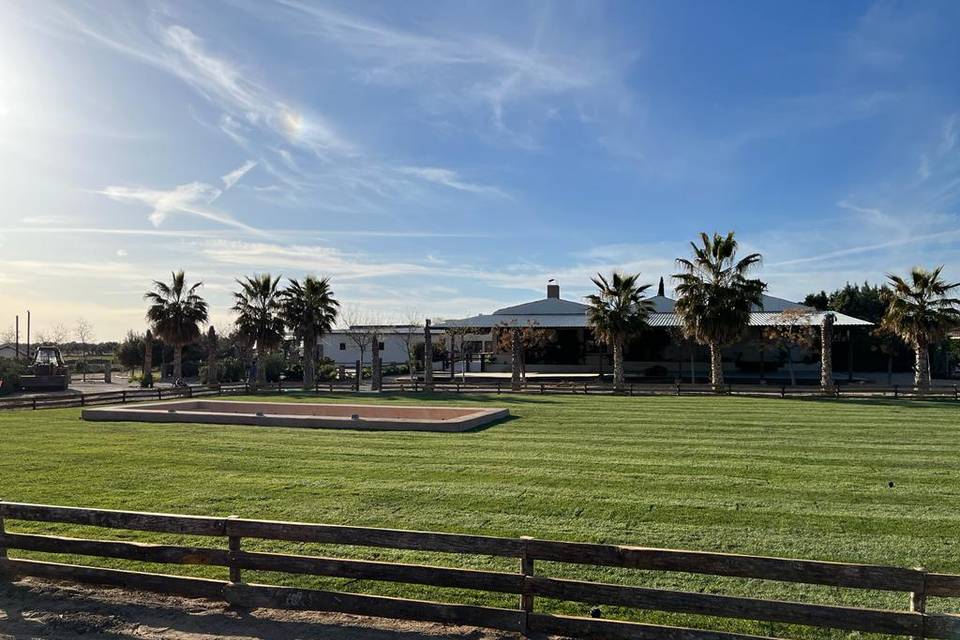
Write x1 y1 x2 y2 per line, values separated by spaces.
2 393 959 637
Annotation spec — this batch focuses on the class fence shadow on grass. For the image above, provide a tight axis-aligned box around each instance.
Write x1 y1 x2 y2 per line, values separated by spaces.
0 580 514 640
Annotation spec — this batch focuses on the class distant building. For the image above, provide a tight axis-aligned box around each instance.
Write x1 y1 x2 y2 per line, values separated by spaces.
0 343 20 359
435 281 872 380
320 326 421 366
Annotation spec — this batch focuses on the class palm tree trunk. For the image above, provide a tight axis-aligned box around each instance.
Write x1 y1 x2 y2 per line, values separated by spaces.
510 327 522 391
915 340 930 390
256 350 267 388
690 343 695 384
709 341 724 389
173 345 183 381
302 333 316 390
787 347 796 387
613 338 624 392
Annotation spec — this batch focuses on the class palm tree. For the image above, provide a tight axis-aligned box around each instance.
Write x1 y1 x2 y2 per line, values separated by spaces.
881 266 960 390
233 274 285 388
144 271 208 382
673 232 765 388
586 272 654 392
280 276 340 390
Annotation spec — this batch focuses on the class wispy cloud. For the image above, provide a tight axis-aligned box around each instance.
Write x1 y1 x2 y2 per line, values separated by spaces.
221 160 257 189
98 179 260 233
259 0 604 140
397 166 508 197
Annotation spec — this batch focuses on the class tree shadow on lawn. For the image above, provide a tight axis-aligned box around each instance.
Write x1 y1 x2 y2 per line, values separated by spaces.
276 391 563 406
790 395 959 411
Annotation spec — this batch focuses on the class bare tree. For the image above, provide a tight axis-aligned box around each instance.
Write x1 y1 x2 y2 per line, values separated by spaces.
74 317 95 381
395 310 424 381
444 325 474 381
340 307 381 372
494 321 555 382
49 323 70 346
74 318 94 358
763 307 816 386
0 326 14 344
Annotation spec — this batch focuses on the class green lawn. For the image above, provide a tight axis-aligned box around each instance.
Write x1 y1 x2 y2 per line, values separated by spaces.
2 393 959 637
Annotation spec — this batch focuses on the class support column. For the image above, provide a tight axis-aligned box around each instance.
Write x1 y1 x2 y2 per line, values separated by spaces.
423 319 434 391
449 333 456 381
821 313 835 393
371 334 381 391
206 326 219 387
143 330 154 387
511 327 522 391
847 328 854 383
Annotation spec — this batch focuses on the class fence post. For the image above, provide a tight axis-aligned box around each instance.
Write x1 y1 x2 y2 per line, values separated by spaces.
583 382 588 395
32 397 37 410
894 384 899 399
0 504 6 562
676 383 681 397
227 515 242 584
781 384 786 399
835 383 841 398
497 382 501 394
187 386 193 398
519 535 534 636
954 385 958 401
80 393 85 407
910 567 927 640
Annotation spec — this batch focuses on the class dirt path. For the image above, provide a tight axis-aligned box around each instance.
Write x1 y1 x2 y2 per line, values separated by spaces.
0 579 525 640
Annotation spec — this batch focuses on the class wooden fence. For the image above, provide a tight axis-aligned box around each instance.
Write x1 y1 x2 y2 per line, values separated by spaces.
1 501 959 639
381 379 960 400
1 379 957 411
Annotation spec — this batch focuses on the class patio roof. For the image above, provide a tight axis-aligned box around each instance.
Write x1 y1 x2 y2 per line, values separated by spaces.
436 288 872 329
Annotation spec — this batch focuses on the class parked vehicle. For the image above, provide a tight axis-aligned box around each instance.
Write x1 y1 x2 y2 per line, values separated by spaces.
20 345 71 391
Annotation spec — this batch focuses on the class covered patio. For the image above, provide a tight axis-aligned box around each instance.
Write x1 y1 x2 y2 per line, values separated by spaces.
434 281 872 384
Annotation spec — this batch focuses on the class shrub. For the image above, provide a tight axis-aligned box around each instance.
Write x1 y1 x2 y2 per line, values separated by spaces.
317 359 339 381
264 353 286 383
219 357 247 383
0 359 27 396
282 362 304 381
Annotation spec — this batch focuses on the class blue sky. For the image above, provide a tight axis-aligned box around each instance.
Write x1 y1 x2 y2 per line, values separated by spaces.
1 0 958 339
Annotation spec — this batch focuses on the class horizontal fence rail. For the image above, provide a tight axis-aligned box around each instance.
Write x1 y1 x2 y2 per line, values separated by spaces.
1 502 959 639
2 379 957 411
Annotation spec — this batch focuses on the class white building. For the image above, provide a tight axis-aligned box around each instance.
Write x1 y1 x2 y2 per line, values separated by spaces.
320 326 421 366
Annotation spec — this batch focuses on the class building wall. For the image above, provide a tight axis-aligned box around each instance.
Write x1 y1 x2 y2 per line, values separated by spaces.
320 333 416 365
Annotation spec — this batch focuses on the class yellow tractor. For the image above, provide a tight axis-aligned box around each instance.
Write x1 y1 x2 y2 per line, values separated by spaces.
20 345 71 392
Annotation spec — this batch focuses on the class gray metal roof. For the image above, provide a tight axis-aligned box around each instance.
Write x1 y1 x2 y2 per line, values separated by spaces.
436 294 872 329
494 297 589 315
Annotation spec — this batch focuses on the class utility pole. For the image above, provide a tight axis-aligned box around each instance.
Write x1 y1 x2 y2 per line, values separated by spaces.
26 310 30 360
14 315 19 359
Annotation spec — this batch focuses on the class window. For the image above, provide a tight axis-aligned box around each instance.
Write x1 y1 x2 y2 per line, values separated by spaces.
339 343 346 350
378 341 385 351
